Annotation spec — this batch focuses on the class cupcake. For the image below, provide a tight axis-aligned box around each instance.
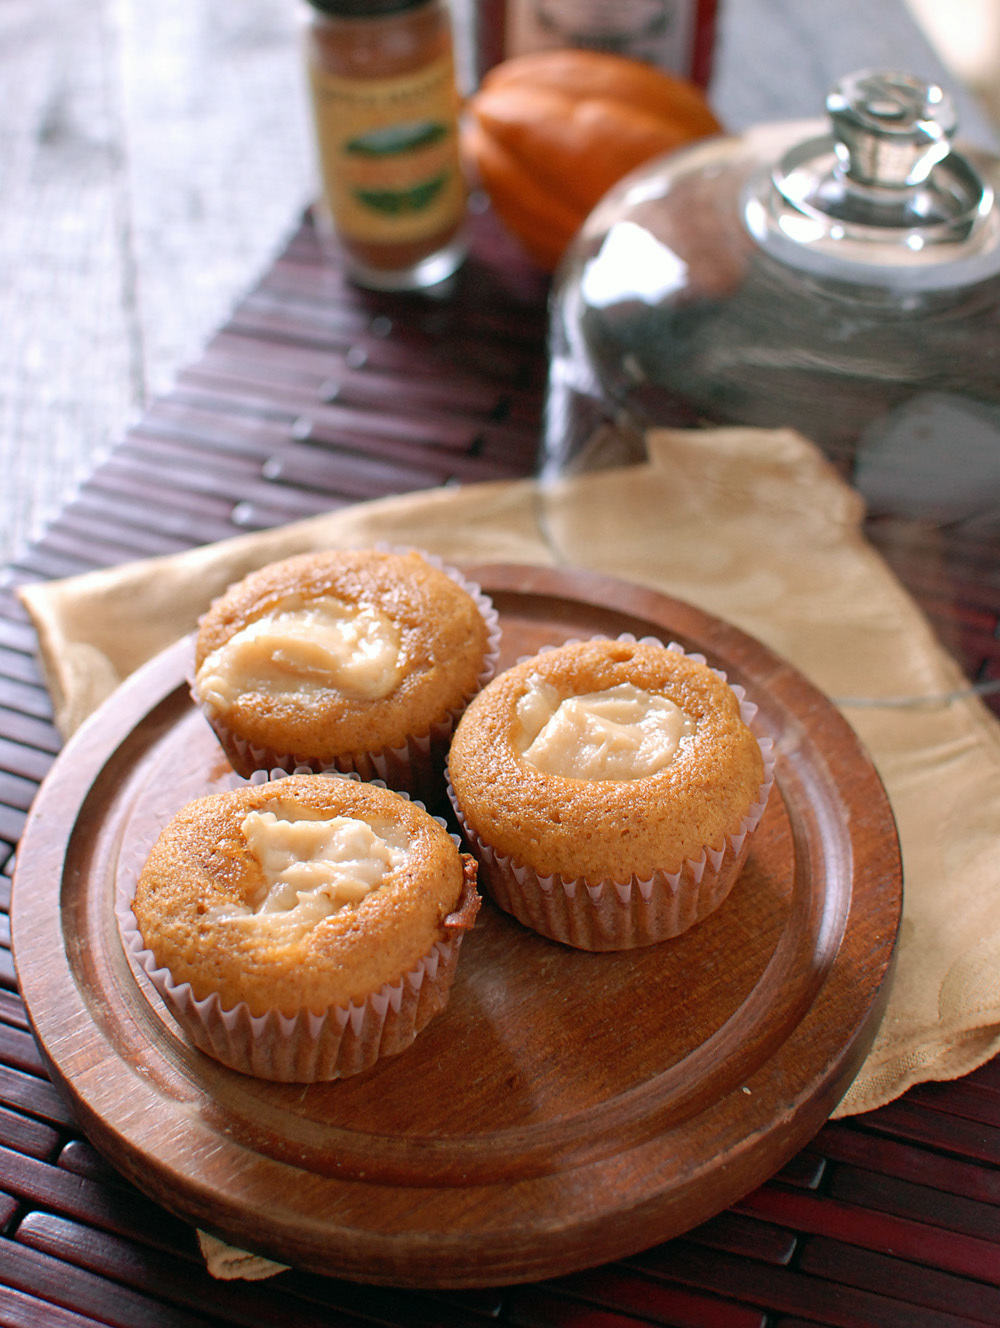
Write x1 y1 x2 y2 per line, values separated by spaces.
191 547 500 798
123 773 480 1081
447 636 774 951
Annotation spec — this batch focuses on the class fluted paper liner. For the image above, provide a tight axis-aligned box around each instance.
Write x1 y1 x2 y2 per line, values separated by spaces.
118 910 474 1081
449 639 776 951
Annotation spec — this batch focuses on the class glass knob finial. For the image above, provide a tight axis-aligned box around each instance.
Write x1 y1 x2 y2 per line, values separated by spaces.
743 67 998 284
826 69 957 187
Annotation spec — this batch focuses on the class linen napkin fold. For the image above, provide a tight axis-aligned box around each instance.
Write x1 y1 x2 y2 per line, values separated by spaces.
17 426 1000 1272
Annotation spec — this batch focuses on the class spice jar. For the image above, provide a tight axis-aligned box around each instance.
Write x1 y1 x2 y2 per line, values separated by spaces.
303 0 467 290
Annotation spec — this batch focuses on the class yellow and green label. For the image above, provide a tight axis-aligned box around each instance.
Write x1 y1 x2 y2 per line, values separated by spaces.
309 53 465 243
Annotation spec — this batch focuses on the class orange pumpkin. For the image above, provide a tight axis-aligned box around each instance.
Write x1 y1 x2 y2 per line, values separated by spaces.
464 49 723 271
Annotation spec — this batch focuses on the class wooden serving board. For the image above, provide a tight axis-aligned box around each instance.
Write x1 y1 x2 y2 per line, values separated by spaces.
11 564 902 1288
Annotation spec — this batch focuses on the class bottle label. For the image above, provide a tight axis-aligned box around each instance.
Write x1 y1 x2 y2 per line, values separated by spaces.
504 0 707 79
308 52 465 244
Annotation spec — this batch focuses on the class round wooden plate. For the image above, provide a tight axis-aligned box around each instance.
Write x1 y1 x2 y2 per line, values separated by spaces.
12 564 902 1288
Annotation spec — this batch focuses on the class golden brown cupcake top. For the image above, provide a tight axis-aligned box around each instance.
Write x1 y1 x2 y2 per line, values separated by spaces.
447 637 765 882
133 774 476 1016
192 548 492 761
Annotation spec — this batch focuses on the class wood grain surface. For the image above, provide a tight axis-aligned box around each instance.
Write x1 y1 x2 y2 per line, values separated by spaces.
11 565 901 1287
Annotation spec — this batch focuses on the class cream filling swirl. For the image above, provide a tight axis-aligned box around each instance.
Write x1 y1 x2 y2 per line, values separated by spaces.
515 680 694 780
195 595 403 710
210 806 408 937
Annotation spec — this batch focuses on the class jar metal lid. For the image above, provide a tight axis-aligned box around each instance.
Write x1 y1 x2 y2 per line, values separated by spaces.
305 0 431 18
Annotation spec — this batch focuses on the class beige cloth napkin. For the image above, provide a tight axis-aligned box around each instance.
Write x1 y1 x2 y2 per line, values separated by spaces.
18 426 1000 1272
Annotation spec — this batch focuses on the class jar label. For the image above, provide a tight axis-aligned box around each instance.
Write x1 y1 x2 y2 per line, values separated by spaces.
308 53 465 244
503 0 714 84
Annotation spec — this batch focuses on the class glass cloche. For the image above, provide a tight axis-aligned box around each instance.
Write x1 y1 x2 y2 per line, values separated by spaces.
541 69 1000 519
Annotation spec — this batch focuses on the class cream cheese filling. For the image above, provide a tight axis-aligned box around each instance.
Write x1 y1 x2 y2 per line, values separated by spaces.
195 594 403 710
515 679 694 780
210 804 408 936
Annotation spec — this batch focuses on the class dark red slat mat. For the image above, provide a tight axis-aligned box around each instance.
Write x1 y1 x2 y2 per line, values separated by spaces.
0 988 29 1031
817 1123 1000 1203
797 1240 1000 1325
633 1241 986 1328
0 207 997 1327
0 1284 120 1328
0 1067 77 1129
735 1186 1000 1286
0 952 16 993
0 1105 59 1160
859 1100 1000 1167
0 1238 227 1328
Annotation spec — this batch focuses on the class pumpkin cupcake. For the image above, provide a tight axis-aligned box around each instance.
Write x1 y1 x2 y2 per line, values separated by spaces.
447 636 774 950
122 773 480 1081
191 547 499 800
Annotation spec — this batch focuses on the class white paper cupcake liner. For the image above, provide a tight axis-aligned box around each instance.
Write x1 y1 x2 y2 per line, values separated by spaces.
117 772 480 1081
193 547 501 801
201 714 451 802
118 917 471 1081
448 636 776 951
